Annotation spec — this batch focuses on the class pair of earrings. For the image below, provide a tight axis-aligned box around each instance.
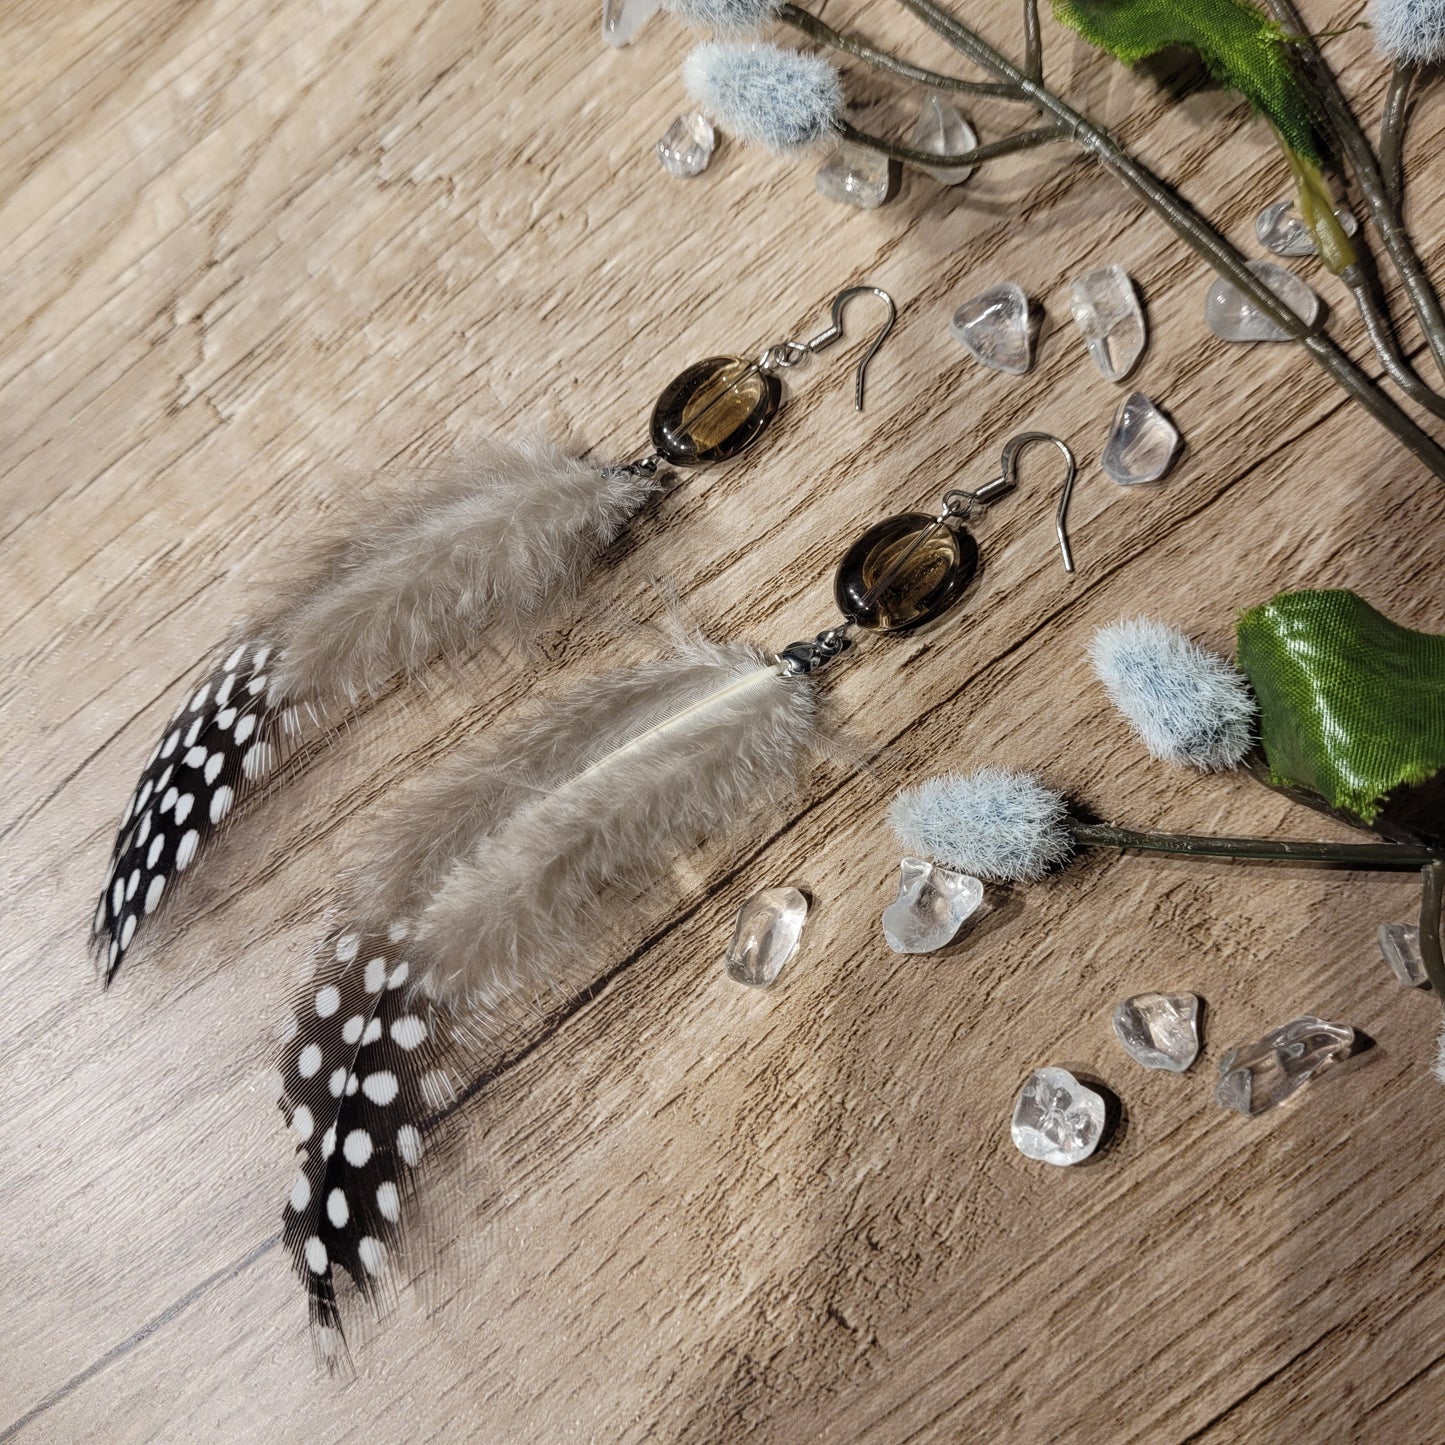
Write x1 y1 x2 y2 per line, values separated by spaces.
92 284 892 983
93 283 1076 1362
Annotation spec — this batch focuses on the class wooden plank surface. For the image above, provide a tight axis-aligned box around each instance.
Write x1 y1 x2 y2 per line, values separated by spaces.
3 0 1444 1439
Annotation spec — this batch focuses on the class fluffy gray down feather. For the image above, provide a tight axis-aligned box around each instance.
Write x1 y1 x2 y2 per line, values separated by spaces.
267 436 661 712
353 634 819 1010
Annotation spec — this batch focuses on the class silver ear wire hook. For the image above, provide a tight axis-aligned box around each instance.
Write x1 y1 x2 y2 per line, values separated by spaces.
1001 432 1078 573
761 285 897 412
942 431 1079 572
803 286 897 411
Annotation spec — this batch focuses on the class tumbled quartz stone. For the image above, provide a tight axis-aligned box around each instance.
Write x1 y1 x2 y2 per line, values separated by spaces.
1204 259 1322 342
1070 265 1146 382
834 515 978 632
1112 992 1201 1071
657 111 715 179
601 0 659 46
882 857 984 954
910 94 977 186
815 143 893 210
1215 1016 1355 1116
725 887 808 988
1256 197 1359 258
1101 391 1182 485
1377 923 1429 988
1011 1068 1107 1166
951 282 1034 375
649 356 781 466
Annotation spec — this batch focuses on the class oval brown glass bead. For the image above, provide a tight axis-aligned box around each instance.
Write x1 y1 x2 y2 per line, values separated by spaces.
649 356 782 466
833 514 979 632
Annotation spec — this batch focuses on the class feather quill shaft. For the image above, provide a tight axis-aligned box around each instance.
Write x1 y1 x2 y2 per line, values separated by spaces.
95 437 659 983
280 636 817 1356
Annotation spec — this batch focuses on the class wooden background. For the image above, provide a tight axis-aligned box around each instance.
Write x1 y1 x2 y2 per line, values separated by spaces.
3 0 1444 1439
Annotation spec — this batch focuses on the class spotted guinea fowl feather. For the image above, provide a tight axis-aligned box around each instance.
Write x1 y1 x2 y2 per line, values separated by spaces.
280 635 818 1360
94 642 283 984
280 925 458 1365
94 437 661 983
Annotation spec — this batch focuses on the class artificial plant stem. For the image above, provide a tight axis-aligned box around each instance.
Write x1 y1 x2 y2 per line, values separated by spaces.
1379 62 1415 209
1022 0 1042 80
876 0 1445 482
1068 820 1441 869
1420 861 1445 998
837 119 1062 169
1262 0 1445 383
1306 57 1445 384
1284 146 1356 273
1345 268 1445 421
778 5 1024 99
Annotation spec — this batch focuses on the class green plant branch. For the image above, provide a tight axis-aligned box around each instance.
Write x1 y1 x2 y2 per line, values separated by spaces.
1284 146 1357 273
837 118 1064 168
819 0 1445 480
1380 60 1415 209
1421 861 1445 997
778 5 1026 99
1262 0 1445 384
1069 820 1442 869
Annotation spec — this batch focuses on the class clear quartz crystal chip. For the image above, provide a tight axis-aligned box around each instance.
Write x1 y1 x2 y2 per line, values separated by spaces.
656 111 715 179
1377 923 1429 987
1010 1068 1107 1166
1070 264 1146 382
910 93 978 185
1205 259 1322 342
601 0 659 47
882 857 984 954
1101 391 1181 485
1111 992 1201 1071
724 886 808 988
951 281 1034 374
1215 1016 1356 1115
815 143 893 209
1255 197 1359 258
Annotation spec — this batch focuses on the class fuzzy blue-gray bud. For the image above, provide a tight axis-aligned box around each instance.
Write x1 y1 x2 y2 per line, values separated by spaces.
663 0 779 35
1372 0 1445 62
1090 618 1255 771
889 768 1073 882
683 42 842 154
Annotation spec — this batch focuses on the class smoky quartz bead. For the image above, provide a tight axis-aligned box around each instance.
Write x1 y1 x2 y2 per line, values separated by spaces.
834 514 978 632
649 356 782 465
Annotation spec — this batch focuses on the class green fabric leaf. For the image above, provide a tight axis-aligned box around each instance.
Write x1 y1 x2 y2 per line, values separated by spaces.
1236 589 1445 842
1050 0 1323 163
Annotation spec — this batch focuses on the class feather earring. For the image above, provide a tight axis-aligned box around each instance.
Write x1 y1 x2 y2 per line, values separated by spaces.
93 286 897 984
93 438 661 983
279 635 818 1356
276 429 1078 1363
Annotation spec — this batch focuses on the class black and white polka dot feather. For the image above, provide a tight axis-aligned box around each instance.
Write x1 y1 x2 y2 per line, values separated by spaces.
94 642 284 984
280 926 455 1365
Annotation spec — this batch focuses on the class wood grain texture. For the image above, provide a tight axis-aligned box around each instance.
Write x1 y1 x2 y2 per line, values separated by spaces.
3 0 1444 1439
